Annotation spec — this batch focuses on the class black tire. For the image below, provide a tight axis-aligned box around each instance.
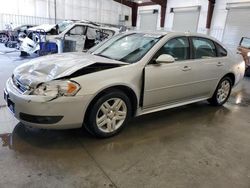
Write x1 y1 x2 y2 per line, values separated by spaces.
20 51 29 57
85 89 132 138
245 67 250 77
208 77 232 106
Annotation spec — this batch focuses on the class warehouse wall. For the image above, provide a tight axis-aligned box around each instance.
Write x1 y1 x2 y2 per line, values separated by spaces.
0 0 131 29
137 5 161 30
210 0 250 41
164 0 208 33
163 0 250 41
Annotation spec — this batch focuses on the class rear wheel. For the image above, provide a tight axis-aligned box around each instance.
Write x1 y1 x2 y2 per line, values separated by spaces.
85 90 132 138
208 77 232 106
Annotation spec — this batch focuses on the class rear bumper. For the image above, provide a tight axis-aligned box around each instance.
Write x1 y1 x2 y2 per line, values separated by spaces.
5 78 93 129
233 60 245 86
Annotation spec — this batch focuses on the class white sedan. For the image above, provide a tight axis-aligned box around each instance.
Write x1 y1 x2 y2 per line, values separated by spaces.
4 31 245 137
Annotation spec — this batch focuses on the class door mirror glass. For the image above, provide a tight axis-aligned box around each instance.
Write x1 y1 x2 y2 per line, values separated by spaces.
155 54 175 64
239 37 250 49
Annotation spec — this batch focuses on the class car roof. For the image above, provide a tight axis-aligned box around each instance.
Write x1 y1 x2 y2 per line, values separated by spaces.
71 22 119 32
123 30 221 43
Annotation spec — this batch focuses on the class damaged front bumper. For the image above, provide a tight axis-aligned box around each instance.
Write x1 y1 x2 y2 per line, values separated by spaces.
5 78 93 129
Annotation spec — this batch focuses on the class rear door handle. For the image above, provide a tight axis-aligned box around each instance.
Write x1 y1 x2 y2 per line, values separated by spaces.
217 62 224 67
182 66 192 71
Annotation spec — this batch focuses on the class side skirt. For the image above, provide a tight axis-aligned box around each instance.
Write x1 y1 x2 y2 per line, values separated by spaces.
136 97 209 116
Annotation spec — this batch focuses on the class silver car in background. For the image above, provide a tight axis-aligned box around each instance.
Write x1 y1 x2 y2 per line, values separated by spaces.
4 31 245 137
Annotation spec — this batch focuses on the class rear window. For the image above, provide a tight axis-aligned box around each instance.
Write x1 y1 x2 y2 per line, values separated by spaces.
191 37 217 59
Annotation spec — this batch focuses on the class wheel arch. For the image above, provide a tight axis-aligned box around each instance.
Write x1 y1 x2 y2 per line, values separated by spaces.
84 85 139 124
223 72 235 86
210 72 235 99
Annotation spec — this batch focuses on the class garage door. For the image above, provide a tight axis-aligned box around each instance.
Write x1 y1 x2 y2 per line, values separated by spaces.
222 7 250 53
140 12 158 31
172 6 200 32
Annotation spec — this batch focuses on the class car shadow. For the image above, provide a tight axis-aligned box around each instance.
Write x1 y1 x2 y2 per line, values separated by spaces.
0 101 233 153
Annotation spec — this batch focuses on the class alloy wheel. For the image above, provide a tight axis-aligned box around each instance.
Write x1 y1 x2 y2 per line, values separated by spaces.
216 80 230 104
96 98 127 133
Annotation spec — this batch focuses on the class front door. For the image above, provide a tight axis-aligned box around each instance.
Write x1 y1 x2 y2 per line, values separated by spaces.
143 36 196 108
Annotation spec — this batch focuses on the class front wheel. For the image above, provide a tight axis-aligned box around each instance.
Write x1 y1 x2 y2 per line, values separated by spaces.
85 90 132 138
208 77 232 106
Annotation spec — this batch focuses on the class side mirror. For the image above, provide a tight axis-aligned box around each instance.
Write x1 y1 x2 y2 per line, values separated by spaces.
155 54 175 64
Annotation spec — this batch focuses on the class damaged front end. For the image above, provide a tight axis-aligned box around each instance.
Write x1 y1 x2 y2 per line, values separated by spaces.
11 53 127 101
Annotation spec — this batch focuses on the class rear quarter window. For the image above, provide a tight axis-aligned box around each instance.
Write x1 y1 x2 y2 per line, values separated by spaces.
215 42 227 57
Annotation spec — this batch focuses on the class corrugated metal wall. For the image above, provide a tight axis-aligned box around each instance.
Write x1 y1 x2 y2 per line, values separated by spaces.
0 14 64 29
0 0 131 29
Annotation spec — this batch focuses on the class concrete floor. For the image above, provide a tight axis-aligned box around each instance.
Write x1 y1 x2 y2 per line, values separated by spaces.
1 44 250 188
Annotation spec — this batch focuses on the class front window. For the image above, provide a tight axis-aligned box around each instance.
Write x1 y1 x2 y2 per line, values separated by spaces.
152 37 190 62
92 33 161 63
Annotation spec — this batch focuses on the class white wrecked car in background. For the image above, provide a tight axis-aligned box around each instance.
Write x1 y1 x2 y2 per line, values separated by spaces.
19 20 120 56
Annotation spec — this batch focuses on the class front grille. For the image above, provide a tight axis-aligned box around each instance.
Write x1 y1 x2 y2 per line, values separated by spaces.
12 76 29 93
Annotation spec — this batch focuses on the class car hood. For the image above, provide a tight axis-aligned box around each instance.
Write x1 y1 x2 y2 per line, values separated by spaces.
13 52 127 87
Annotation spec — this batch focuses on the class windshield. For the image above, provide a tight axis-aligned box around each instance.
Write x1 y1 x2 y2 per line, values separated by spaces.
92 33 161 63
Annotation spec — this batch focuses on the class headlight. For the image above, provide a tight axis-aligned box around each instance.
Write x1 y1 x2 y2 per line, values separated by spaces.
32 80 81 97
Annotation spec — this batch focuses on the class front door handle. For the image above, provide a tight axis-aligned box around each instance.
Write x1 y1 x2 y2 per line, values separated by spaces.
182 66 192 71
217 62 224 67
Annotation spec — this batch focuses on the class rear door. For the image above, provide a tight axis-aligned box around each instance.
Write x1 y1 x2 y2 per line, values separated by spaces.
190 37 227 93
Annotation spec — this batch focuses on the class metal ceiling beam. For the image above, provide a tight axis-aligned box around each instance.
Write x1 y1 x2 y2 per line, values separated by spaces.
206 0 216 29
151 0 166 6
131 3 138 27
138 2 157 6
151 0 167 28
113 0 135 8
114 0 167 28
